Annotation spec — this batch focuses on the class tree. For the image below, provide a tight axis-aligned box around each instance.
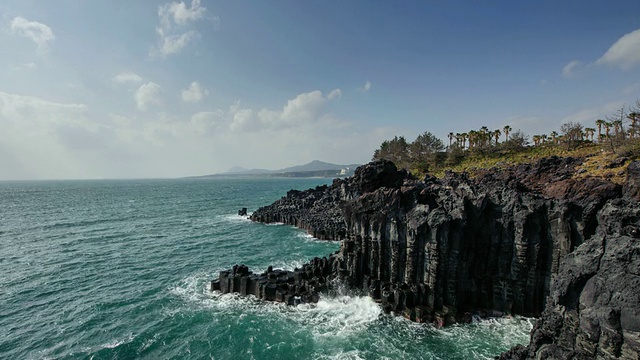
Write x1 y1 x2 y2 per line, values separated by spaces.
532 135 541 146
479 126 490 148
584 128 596 141
373 136 410 168
613 120 624 139
561 121 583 141
502 130 528 150
595 119 605 141
410 131 444 171
550 131 558 144
493 129 501 145
448 132 455 147
503 125 512 142
628 112 638 138
604 122 612 138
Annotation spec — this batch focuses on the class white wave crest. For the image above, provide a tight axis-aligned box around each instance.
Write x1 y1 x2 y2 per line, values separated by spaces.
293 295 382 338
218 213 252 224
100 333 136 349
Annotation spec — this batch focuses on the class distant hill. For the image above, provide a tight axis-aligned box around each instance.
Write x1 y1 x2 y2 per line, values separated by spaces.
223 166 272 175
191 160 360 178
278 160 355 173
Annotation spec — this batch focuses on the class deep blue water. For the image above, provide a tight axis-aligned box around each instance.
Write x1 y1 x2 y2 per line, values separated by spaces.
0 178 532 359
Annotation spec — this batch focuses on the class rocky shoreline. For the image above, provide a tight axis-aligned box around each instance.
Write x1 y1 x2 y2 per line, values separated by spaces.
212 158 640 359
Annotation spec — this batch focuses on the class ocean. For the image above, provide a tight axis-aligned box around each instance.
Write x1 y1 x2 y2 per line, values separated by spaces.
0 178 533 359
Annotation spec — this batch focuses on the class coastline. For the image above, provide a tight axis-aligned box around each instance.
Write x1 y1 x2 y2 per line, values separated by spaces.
214 157 640 359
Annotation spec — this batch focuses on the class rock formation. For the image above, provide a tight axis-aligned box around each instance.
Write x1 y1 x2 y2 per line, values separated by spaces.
214 157 639 358
500 160 640 359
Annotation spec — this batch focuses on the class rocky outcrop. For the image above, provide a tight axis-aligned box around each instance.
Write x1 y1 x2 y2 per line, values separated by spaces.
336 157 621 322
215 158 639 358
500 167 640 359
211 259 337 305
249 160 410 240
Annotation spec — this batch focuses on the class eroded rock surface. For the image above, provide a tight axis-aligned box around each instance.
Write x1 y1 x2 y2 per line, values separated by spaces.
215 158 640 358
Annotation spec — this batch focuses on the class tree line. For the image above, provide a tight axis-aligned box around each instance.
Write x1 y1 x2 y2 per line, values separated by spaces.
373 99 640 173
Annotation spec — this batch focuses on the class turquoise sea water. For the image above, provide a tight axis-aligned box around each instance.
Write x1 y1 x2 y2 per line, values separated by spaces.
0 178 533 359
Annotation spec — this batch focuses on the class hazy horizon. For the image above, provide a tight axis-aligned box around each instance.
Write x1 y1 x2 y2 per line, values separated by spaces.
2 1 640 180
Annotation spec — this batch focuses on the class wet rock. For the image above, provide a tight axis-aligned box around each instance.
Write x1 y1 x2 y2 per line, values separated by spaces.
213 257 338 306
216 157 640 357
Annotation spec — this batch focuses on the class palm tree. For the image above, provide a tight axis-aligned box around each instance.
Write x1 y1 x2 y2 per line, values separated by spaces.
595 119 605 142
503 125 512 142
493 129 501 146
604 122 612 138
584 128 596 141
628 112 638 138
613 120 624 139
550 131 558 144
448 132 455 147
480 126 490 147
468 130 477 149
532 135 541 146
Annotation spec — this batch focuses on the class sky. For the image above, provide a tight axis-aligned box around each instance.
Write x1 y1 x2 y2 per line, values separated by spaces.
1 1 640 180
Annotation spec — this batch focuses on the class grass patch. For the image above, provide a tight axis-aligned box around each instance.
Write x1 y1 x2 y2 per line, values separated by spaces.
427 141 639 182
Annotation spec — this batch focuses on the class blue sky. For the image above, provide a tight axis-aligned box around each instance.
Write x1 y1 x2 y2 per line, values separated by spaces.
1 1 640 179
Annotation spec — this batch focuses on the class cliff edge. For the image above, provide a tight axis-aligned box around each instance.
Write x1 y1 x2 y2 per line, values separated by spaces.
216 158 639 358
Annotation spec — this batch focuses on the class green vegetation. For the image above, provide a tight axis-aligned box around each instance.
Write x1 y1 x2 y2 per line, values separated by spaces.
373 99 640 183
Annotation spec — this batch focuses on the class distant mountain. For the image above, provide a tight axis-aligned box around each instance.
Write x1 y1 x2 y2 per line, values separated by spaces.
190 160 360 178
278 160 353 173
224 166 272 175
226 166 248 173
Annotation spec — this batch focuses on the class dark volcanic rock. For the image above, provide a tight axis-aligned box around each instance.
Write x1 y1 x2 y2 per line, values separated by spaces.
500 196 640 359
211 258 337 305
249 160 411 240
335 157 621 321
625 161 640 201
217 158 640 358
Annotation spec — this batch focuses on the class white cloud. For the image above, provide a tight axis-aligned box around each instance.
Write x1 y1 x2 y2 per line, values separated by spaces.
135 82 163 110
154 28 198 57
181 81 208 103
562 60 581 78
327 88 342 100
10 16 55 51
597 28 640 69
113 72 143 84
280 90 326 123
153 0 207 57
223 89 344 133
361 80 372 92
159 0 206 28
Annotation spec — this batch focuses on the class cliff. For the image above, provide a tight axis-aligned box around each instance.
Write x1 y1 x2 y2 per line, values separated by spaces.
214 158 639 358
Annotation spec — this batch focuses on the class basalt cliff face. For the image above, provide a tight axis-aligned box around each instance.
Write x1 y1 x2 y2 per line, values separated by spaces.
215 158 640 358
